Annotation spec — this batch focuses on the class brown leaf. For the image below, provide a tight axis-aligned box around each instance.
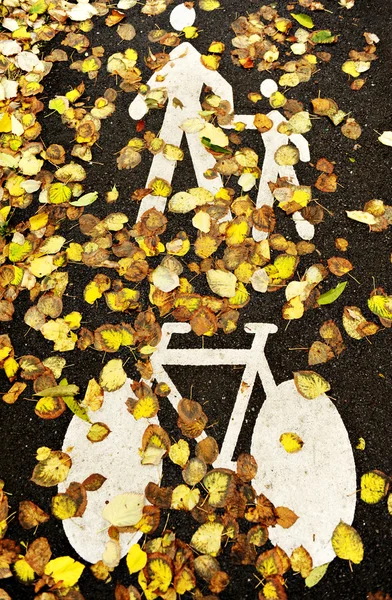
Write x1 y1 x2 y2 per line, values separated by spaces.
315 172 338 193
82 473 107 492
308 341 334 365
236 453 258 482
315 157 334 173
18 501 50 530
2 382 26 405
209 571 230 594
275 506 299 528
65 482 88 517
145 482 173 509
252 205 276 232
115 583 130 600
195 437 219 464
327 256 353 276
25 537 51 576
341 118 362 140
319 320 345 355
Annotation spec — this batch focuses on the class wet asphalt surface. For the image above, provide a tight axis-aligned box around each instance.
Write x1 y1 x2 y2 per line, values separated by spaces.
1 0 392 598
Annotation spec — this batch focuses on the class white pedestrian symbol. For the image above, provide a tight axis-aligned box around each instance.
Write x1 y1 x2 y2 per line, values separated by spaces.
60 322 356 568
129 4 233 219
129 4 314 241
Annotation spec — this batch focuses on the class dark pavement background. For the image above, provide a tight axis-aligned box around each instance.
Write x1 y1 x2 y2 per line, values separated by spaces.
1 0 392 598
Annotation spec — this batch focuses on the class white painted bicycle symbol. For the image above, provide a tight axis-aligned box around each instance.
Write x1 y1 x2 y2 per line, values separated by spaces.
60 322 356 568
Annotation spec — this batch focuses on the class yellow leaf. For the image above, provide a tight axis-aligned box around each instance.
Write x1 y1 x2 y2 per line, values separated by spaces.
171 484 200 511
82 57 100 73
280 432 304 453
29 212 49 231
229 282 249 307
356 437 366 451
14 558 35 583
29 256 57 278
200 122 228 147
51 494 78 519
44 556 85 587
206 269 237 298
48 97 69 115
183 25 199 39
0 113 12 133
342 60 360 78
360 471 389 504
269 91 287 109
293 370 331 399
87 422 111 443
84 281 102 304
64 311 82 330
199 0 220 11
331 521 364 564
305 562 329 588
169 439 190 468
48 183 72 204
9 240 33 262
4 356 18 379
290 546 313 578
105 288 139 312
208 41 225 53
66 242 83 262
146 555 173 594
131 395 160 420
203 469 232 507
225 219 249 246
282 296 304 320
174 567 196 594
83 378 104 411
191 522 224 556
126 543 147 575
99 358 126 392
31 451 72 487
368 294 392 321
101 492 144 527
163 144 184 161
149 177 172 197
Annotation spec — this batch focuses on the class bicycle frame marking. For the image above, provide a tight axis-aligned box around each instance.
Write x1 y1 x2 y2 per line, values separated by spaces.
146 322 278 467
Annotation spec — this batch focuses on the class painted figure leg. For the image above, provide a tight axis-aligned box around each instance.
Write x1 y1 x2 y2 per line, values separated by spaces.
136 114 184 221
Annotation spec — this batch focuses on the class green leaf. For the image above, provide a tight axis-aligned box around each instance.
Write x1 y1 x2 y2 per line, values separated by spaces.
58 377 90 422
310 30 338 44
201 137 232 155
317 281 347 306
34 384 79 397
291 13 314 28
70 192 98 207
29 0 48 14
63 396 90 422
305 563 329 588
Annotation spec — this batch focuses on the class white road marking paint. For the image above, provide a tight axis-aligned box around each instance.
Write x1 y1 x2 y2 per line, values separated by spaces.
129 52 314 241
252 380 356 566
170 3 196 30
260 78 278 97
59 382 161 564
129 42 234 219
61 323 356 566
232 109 314 241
